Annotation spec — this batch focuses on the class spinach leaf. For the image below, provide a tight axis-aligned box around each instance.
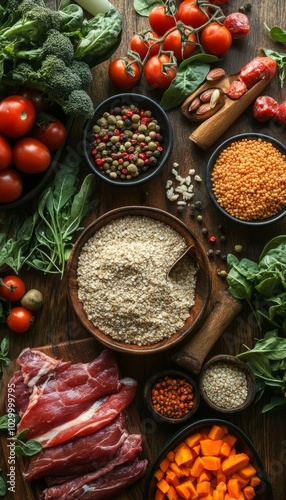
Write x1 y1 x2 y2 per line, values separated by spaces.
0 336 11 380
134 0 164 17
261 396 286 413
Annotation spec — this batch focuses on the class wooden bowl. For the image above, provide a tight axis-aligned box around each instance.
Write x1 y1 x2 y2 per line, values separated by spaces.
144 369 200 424
67 206 211 354
199 354 256 413
143 418 273 500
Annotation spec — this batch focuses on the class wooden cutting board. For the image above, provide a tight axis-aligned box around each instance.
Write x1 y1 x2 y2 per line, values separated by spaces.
0 338 151 500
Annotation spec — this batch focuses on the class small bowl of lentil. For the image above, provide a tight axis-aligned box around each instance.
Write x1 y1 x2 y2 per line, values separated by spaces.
144 370 200 424
206 133 286 227
199 354 256 413
82 93 173 186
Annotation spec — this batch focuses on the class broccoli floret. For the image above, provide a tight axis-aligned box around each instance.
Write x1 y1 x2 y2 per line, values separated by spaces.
40 55 82 99
61 90 94 119
1 7 62 44
69 60 92 89
15 29 75 65
19 0 46 15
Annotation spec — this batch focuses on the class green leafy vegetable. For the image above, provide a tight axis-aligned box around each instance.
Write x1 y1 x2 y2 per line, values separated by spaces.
0 414 20 431
0 469 6 497
14 429 42 457
262 48 286 87
237 330 286 413
0 336 11 381
227 235 286 332
265 23 286 43
133 0 164 17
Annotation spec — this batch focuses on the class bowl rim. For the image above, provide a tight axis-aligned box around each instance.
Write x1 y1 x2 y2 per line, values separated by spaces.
66 206 211 354
205 132 286 227
144 369 200 424
199 354 256 413
143 418 273 500
82 92 173 187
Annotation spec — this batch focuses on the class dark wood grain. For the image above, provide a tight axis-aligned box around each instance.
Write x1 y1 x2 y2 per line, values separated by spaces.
0 0 286 499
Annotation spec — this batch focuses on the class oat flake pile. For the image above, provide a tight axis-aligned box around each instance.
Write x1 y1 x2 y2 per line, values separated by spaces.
77 216 197 346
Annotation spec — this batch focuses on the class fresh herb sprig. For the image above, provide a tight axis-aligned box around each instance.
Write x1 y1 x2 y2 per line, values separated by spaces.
237 330 286 413
264 23 286 87
0 416 42 456
0 337 11 381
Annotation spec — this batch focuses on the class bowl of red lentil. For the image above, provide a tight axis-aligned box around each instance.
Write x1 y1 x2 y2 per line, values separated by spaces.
66 206 211 354
199 355 256 413
82 93 173 186
206 133 286 226
144 369 200 424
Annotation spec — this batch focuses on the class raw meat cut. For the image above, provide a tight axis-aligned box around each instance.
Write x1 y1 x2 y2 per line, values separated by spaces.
41 434 143 499
5 370 30 416
23 413 129 482
17 348 71 387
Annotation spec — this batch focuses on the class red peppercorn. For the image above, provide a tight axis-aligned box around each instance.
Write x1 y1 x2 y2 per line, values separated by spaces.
150 375 195 419
209 236 217 243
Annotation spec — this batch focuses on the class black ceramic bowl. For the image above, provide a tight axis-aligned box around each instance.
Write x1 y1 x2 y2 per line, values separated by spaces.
206 133 286 227
82 93 173 187
143 418 273 500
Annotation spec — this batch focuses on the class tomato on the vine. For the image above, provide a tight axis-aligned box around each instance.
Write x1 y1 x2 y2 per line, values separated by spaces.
0 168 23 203
163 28 196 61
31 115 66 151
176 2 209 29
0 276 26 302
108 58 141 90
7 306 34 333
148 5 176 36
13 138 51 174
0 134 12 170
144 54 177 90
0 95 36 138
17 87 49 112
200 22 232 57
130 31 160 60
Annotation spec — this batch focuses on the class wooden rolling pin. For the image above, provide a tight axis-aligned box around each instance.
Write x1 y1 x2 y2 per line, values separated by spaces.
172 290 242 374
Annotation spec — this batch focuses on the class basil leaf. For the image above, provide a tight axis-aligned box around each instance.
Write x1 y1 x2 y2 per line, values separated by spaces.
134 0 164 16
0 336 9 357
268 26 286 43
15 440 42 457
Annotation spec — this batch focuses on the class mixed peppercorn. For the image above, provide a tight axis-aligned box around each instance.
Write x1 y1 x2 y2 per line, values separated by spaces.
88 104 164 180
151 374 195 419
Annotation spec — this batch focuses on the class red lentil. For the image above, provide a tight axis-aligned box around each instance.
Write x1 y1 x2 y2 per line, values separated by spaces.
211 138 286 221
151 375 195 419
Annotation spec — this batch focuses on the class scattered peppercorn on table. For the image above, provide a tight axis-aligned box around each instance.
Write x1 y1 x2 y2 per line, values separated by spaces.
0 0 286 499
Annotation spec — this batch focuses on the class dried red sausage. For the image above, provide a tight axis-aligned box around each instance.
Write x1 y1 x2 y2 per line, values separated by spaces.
239 56 277 88
223 13 250 39
225 79 248 99
252 96 278 122
275 101 286 126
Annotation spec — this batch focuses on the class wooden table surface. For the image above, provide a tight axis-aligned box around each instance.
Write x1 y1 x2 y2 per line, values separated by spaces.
1 1 286 499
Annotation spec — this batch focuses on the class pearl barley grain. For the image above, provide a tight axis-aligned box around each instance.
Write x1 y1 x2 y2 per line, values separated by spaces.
202 362 248 409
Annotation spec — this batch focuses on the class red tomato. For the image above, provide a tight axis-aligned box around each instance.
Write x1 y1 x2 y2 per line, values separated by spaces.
163 28 196 61
0 96 36 138
0 168 23 203
176 2 209 29
108 58 141 90
7 306 34 333
223 12 250 39
0 134 12 170
31 115 66 151
144 54 177 90
253 96 278 122
200 22 232 57
130 31 160 60
148 5 176 36
13 138 51 174
0 275 26 302
17 87 49 112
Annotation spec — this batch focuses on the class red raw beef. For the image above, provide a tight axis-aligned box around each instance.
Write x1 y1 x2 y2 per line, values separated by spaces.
23 413 129 482
27 377 137 447
17 348 71 387
40 458 148 500
5 370 30 416
41 434 143 499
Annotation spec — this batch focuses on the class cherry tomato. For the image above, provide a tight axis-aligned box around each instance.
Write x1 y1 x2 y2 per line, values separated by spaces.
223 12 250 39
144 54 177 90
0 134 12 170
163 28 196 61
130 31 160 60
0 96 36 138
7 306 34 333
176 2 209 29
200 22 232 57
108 58 141 90
148 5 176 36
0 168 23 203
31 115 66 151
0 275 26 302
13 138 51 174
253 96 278 122
17 87 49 112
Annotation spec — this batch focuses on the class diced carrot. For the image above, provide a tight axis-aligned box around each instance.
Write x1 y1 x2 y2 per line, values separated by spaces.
167 451 176 462
213 491 224 500
198 469 212 483
200 439 223 456
176 480 199 499
175 443 195 466
227 478 241 498
225 494 244 500
229 447 237 456
221 453 250 475
239 464 257 479
216 468 227 484
193 444 201 456
249 475 261 487
155 468 165 481
170 461 186 478
157 478 171 494
208 425 228 441
242 485 256 499
220 441 232 458
166 484 180 500
199 495 213 500
190 456 205 477
231 473 249 487
185 433 203 448
202 456 221 471
166 469 181 487
197 480 211 495
155 488 167 500
222 433 237 448
160 457 171 472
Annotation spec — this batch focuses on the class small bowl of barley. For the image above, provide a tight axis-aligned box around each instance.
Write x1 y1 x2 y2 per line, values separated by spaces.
206 133 286 227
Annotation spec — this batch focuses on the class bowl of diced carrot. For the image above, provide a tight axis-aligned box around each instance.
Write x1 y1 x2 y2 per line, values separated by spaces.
143 419 273 500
